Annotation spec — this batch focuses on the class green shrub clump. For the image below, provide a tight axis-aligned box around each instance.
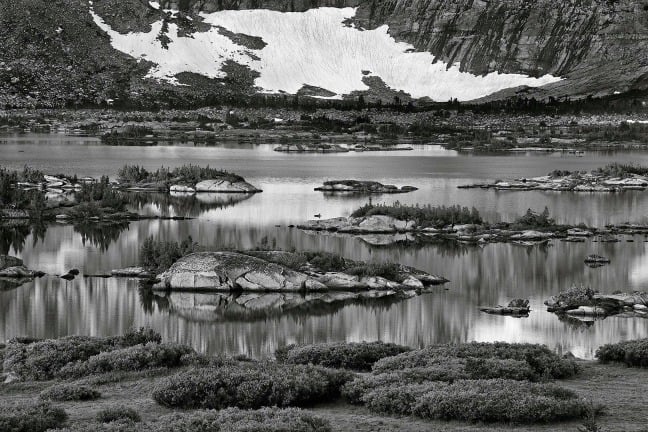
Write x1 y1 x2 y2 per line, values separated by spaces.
40 383 101 401
58 343 194 378
373 342 579 379
117 164 243 185
152 362 353 409
3 328 163 380
360 379 589 423
48 408 331 432
596 338 648 367
0 401 67 432
139 236 199 273
276 341 411 371
350 202 482 228
97 406 141 423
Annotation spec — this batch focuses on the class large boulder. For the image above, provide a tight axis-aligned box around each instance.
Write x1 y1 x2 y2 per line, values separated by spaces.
195 179 261 193
153 252 318 291
0 266 33 278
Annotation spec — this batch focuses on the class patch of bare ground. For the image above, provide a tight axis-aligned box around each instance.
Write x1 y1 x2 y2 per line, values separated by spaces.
1 361 647 431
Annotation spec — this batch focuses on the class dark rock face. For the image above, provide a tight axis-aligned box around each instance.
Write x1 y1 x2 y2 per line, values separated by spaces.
353 0 648 97
158 0 361 13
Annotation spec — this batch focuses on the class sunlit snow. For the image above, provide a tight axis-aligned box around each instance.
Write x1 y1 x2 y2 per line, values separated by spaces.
90 5 561 101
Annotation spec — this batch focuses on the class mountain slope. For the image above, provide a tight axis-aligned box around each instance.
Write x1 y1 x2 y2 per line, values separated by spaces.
2 0 648 108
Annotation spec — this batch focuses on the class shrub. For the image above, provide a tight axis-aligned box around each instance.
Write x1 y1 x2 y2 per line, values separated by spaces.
139 236 199 272
554 284 596 307
0 401 67 432
350 202 482 228
58 343 194 378
40 383 101 401
513 207 555 228
97 406 141 423
342 357 538 404
596 339 648 367
152 363 353 409
406 379 589 423
276 341 411 371
117 164 244 185
49 408 331 432
3 328 162 380
373 342 579 379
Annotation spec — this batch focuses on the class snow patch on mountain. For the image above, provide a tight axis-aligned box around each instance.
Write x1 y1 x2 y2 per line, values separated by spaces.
89 5 561 101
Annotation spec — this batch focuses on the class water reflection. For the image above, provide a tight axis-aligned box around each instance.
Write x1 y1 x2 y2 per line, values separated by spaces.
2 219 648 360
4 138 648 359
126 191 253 218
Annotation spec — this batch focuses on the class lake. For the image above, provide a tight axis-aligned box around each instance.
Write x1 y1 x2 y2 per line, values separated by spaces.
2 133 648 359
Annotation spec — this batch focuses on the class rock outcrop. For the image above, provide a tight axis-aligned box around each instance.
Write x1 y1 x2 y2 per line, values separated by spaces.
546 289 648 319
194 179 261 193
151 250 447 291
315 180 418 194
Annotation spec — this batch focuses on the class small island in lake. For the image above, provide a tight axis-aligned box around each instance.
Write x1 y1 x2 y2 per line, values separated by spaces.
459 163 648 192
315 180 417 194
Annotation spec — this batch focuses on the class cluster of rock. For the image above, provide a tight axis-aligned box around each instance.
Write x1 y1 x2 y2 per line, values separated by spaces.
480 299 531 317
314 180 417 194
0 255 40 290
150 251 447 292
120 177 262 194
274 144 413 153
298 215 646 246
545 291 648 320
459 173 648 192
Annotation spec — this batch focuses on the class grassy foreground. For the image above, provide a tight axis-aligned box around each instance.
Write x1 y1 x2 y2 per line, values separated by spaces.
1 333 648 431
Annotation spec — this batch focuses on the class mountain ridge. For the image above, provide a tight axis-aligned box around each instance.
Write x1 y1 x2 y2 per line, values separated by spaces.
2 0 648 108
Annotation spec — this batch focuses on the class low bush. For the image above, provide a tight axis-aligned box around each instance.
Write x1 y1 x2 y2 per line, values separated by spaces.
342 357 537 404
152 362 353 409
49 408 331 432
513 207 555 228
97 406 141 423
554 284 596 307
276 341 411 371
139 236 199 273
373 342 579 379
350 202 482 228
0 401 67 432
596 338 648 367
405 379 588 423
40 383 101 401
58 343 194 378
354 379 590 423
3 328 162 380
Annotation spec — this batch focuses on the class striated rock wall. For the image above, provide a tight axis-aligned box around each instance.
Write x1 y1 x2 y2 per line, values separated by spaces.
156 0 648 97
157 0 361 13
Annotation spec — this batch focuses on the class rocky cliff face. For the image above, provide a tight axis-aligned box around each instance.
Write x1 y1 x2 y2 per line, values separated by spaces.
352 0 648 97
150 0 648 98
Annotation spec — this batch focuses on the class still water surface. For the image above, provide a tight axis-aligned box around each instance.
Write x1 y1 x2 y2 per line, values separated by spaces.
2 134 648 359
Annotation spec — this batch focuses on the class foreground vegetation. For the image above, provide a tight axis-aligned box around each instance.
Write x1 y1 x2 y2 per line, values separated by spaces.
6 331 648 430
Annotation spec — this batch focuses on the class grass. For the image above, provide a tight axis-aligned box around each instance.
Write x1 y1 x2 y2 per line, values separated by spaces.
350 202 482 228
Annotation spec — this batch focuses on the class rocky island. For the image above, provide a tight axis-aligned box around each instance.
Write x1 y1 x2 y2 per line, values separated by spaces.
459 163 648 192
298 202 648 247
314 180 417 194
545 285 648 320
